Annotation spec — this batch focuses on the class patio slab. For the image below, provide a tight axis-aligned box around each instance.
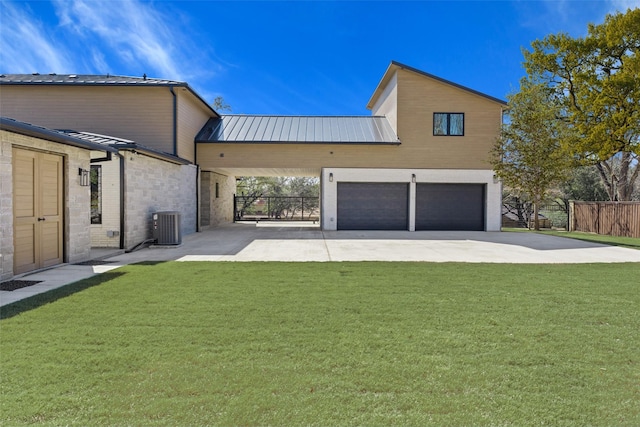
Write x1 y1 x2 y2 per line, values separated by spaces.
2 224 639 307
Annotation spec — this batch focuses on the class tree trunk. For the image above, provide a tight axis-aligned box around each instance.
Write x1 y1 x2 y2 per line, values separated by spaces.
615 151 640 201
595 153 640 201
595 161 616 201
533 197 541 231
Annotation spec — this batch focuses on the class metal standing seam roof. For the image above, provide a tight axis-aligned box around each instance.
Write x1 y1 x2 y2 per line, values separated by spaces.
57 130 190 164
0 73 184 85
196 115 400 144
0 74 220 117
1 117 118 153
58 130 135 145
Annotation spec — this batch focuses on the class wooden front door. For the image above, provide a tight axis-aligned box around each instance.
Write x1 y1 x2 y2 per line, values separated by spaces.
13 147 64 274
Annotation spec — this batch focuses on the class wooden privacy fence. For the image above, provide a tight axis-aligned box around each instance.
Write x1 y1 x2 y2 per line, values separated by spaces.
569 201 640 238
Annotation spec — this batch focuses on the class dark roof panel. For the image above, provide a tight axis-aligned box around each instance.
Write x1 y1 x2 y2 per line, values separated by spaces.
57 130 190 165
1 117 117 153
0 73 220 118
196 115 400 145
0 73 184 86
57 130 134 145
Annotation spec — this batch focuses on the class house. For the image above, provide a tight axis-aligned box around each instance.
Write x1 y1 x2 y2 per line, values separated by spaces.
0 117 117 281
196 61 507 231
0 73 231 252
1 61 506 280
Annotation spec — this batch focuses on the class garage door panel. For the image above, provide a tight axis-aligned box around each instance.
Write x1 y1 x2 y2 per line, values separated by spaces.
416 184 485 231
338 183 408 230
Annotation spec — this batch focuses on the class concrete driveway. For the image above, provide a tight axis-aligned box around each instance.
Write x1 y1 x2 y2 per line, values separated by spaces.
118 222 640 264
3 222 639 307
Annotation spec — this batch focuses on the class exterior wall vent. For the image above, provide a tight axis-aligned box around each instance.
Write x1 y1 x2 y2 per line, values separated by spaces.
153 211 182 245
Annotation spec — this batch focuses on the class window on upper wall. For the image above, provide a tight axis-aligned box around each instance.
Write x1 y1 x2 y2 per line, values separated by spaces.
90 165 102 224
433 113 464 136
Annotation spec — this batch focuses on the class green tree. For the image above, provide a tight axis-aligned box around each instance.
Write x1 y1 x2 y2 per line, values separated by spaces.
235 176 319 220
288 177 320 219
212 96 231 112
523 8 640 201
235 177 273 218
559 166 609 202
491 81 571 230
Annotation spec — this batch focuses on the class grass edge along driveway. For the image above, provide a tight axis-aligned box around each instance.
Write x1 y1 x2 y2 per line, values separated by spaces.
2 261 639 426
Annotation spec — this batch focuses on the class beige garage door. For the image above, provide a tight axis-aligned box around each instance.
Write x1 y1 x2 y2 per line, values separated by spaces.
13 147 63 274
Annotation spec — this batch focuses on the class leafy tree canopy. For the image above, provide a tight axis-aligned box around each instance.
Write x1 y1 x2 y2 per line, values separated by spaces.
523 8 640 200
492 81 572 229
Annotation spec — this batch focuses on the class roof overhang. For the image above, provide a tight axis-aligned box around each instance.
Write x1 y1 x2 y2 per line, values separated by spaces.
0 74 220 118
196 115 400 145
115 144 191 165
1 117 118 154
367 61 508 110
57 130 191 165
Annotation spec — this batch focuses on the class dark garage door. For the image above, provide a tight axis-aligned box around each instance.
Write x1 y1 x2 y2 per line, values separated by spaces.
337 182 409 230
416 184 485 231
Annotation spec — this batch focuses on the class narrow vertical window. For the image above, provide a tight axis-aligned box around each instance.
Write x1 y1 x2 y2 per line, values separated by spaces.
433 113 464 136
215 182 220 199
90 165 102 224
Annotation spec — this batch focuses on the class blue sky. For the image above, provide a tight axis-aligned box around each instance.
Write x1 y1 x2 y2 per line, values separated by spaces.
1 0 638 115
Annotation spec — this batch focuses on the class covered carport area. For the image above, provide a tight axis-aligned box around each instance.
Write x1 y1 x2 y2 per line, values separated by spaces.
194 115 502 232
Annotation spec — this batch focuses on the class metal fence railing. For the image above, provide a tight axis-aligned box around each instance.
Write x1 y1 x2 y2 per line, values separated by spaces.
502 199 569 230
234 196 320 222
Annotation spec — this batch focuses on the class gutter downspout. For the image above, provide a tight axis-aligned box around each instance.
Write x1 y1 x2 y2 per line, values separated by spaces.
196 164 201 232
170 86 177 156
195 138 200 232
119 154 125 250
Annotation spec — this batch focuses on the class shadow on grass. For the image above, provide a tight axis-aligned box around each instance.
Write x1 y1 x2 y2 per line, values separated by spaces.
132 261 167 266
0 272 126 320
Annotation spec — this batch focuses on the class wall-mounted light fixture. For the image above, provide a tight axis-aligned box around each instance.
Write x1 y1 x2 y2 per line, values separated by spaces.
411 173 416 183
493 174 500 184
329 172 333 182
79 168 90 186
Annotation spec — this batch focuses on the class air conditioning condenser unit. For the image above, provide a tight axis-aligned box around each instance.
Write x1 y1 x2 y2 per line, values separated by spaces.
153 211 182 245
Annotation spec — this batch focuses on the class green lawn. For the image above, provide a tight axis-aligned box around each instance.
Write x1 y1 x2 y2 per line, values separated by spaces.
2 262 639 426
503 228 640 250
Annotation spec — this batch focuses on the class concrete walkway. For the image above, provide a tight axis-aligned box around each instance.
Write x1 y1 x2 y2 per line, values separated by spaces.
2 222 640 307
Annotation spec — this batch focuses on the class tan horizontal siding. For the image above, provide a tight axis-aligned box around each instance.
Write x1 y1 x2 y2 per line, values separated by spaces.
177 91 212 163
396 69 503 169
0 85 174 153
370 71 398 134
196 142 491 170
197 69 503 171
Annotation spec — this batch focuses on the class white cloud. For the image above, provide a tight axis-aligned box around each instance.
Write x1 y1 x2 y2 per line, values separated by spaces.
52 0 186 79
0 1 72 73
608 0 640 12
52 0 228 83
90 49 109 74
515 0 638 36
1 0 224 84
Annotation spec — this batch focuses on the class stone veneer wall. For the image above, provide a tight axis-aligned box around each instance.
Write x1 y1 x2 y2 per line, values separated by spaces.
200 171 212 227
90 155 121 248
0 130 92 280
210 172 235 226
0 133 13 281
122 152 198 248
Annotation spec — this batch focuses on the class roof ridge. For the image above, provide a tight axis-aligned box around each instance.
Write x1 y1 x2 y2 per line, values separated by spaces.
220 114 389 118
0 73 185 83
